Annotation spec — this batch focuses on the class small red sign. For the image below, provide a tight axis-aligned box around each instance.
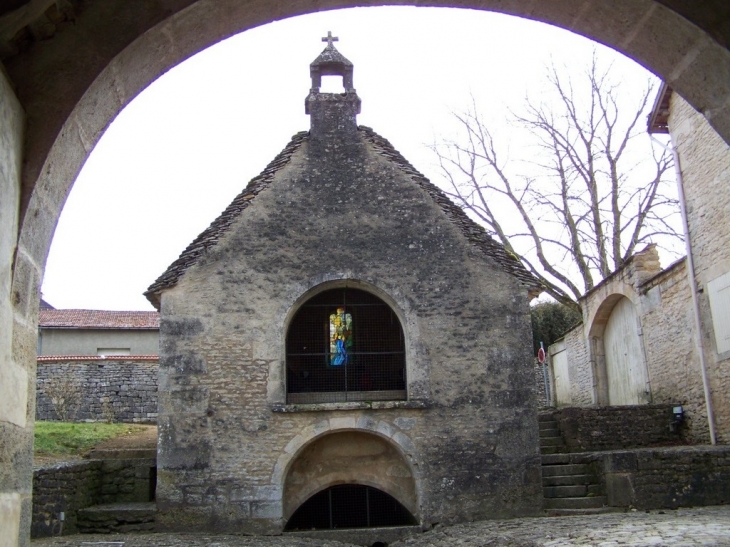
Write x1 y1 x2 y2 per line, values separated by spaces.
537 347 546 364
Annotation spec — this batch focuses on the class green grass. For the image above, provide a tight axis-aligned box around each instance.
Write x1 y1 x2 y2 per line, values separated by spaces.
34 422 146 457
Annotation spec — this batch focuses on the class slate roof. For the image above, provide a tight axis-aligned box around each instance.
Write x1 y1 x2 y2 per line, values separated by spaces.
145 128 542 309
39 309 159 329
359 127 542 293
311 44 353 68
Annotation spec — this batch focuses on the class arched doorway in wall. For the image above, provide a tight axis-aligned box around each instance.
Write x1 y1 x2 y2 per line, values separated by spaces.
591 295 651 405
283 431 419 529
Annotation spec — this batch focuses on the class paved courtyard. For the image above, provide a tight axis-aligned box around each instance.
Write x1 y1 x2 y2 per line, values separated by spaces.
31 505 730 546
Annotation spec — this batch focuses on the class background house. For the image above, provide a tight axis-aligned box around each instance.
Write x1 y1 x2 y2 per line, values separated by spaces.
36 303 159 423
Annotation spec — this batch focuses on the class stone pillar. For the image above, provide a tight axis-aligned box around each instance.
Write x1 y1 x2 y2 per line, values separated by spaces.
0 66 31 547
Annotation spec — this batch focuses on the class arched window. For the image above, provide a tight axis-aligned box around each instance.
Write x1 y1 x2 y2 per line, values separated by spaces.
285 485 417 530
286 288 406 404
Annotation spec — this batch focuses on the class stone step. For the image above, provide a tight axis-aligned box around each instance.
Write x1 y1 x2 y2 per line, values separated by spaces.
541 453 597 465
540 446 564 455
544 506 626 517
540 436 565 447
87 448 157 460
544 496 607 510
544 484 588 498
541 464 590 477
539 422 559 432
538 413 556 423
543 484 604 498
541 454 571 465
542 474 597 487
77 502 156 534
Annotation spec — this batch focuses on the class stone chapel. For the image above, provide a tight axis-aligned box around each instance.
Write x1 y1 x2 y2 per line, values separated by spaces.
145 35 544 536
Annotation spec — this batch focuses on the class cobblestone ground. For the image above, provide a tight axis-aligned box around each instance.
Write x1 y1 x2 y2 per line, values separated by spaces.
31 506 730 547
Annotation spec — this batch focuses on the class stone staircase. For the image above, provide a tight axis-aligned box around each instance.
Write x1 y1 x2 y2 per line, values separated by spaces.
538 412 566 455
77 446 157 533
78 502 156 534
538 412 614 515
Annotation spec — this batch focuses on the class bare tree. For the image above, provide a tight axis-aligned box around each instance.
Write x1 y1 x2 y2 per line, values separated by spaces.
432 55 680 310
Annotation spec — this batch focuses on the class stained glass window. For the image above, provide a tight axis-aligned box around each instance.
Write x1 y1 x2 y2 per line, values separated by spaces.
329 307 353 366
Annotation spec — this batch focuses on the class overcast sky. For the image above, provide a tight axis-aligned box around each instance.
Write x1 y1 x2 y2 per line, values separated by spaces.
41 6 668 311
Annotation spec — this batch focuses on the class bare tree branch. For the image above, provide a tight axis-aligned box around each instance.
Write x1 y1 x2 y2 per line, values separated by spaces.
431 52 682 308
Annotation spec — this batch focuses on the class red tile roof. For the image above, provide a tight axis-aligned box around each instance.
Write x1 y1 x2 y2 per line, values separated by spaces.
39 309 159 329
37 355 159 362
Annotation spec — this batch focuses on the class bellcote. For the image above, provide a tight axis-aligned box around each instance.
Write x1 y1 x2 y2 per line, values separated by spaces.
306 32 361 142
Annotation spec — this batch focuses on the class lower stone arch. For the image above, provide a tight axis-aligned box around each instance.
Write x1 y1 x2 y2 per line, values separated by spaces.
273 419 422 523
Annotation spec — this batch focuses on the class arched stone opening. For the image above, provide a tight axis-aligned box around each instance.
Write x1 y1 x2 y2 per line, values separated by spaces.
285 484 417 530
282 430 419 524
286 287 406 404
12 0 730 292
6 1 730 542
589 294 650 405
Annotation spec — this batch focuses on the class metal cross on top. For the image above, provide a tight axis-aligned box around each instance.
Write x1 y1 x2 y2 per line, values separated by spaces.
322 31 338 46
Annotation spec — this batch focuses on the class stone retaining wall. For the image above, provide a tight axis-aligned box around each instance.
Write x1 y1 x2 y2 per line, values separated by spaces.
31 458 156 538
36 358 158 423
604 446 730 509
552 405 685 452
31 461 101 537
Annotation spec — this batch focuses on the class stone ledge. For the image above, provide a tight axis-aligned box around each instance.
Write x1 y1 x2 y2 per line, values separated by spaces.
271 399 431 413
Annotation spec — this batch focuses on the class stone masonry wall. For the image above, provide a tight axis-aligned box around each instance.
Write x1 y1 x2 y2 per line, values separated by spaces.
564 325 592 406
31 461 101 537
670 94 730 443
552 405 684 452
36 359 157 423
155 130 542 534
640 260 709 442
603 446 730 509
31 458 155 538
548 245 712 443
533 359 549 408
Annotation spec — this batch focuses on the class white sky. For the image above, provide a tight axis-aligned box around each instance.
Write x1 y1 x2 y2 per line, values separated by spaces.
41 6 669 311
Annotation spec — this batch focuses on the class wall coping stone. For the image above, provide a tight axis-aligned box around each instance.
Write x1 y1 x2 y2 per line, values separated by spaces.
271 400 431 413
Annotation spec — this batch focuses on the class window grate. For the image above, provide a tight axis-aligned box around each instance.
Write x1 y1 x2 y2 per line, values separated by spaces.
285 485 417 530
286 288 406 403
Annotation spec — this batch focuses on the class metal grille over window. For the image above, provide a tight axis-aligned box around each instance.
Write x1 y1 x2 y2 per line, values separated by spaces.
286 288 406 403
285 485 417 530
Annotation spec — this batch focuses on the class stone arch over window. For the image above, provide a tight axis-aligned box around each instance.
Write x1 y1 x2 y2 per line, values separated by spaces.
285 286 406 404
281 430 419 524
589 294 651 405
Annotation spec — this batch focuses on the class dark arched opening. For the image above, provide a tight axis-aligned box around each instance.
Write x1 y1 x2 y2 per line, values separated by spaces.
286 288 406 403
285 484 417 530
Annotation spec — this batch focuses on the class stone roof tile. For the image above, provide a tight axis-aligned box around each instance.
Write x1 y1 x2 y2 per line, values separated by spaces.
358 126 542 294
144 128 542 309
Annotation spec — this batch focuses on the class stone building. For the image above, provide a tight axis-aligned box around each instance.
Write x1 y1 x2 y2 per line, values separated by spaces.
548 245 710 442
546 84 730 445
651 86 730 444
145 37 543 535
38 307 159 357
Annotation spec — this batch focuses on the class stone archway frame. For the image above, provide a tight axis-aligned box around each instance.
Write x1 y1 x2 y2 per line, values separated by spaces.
15 0 730 302
272 416 424 520
7 1 730 541
269 276 428 404
587 291 648 405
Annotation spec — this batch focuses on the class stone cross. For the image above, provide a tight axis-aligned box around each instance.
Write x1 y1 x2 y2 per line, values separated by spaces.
322 31 338 46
